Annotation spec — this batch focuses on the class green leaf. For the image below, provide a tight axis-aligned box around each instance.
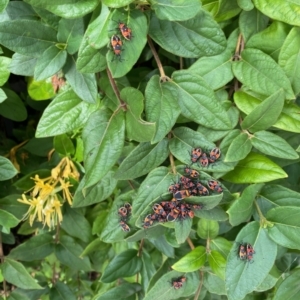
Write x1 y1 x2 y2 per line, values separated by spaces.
8 233 54 261
101 0 134 8
9 54 36 76
197 219 219 239
0 195 28 220
227 184 264 226
64 56 98 103
150 0 201 21
149 9 226 58
241 90 285 133
123 87 155 142
204 273 226 296
214 0 241 22
0 209 19 229
149 234 175 258
223 152 288 183
94 283 142 300
144 271 198 300
267 206 300 250
0 156 18 181
279 27 300 95
0 20 56 57
0 0 8 12
53 134 75 156
237 0 254 11
174 218 192 244
85 3 110 50
101 249 142 283
225 132 252 162
195 206 228 221
225 221 277 300
27 77 55 100
141 251 156 292
252 0 300 26
145 75 181 143
0 88 27 121
73 171 118 207
208 250 226 280
273 268 300 300
36 89 98 137
55 236 92 271
188 50 233 90
0 56 11 86
49 282 76 300
0 87 6 103
172 246 206 272
23 0 99 19
57 18 84 54
60 206 92 243
114 139 169 180
251 131 299 159
83 108 125 188
34 46 67 81
107 9 148 78
172 70 232 129
1 258 43 289
210 237 232 259
232 48 295 99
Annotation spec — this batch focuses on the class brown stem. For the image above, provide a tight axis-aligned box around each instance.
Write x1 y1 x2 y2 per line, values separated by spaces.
147 36 169 82
179 57 184 70
168 133 176 174
127 180 135 190
0 233 7 296
106 68 126 110
186 237 195 250
193 270 204 300
55 222 60 243
136 239 144 283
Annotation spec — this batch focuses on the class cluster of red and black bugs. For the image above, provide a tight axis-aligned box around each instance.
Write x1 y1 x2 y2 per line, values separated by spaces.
118 203 132 232
190 147 221 167
171 276 186 289
110 20 132 61
238 242 255 263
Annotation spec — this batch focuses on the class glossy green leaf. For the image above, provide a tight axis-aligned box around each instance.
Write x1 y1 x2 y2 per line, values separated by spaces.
242 90 285 132
150 0 201 21
210 237 232 259
267 206 300 250
251 131 299 159
237 0 254 10
34 46 67 81
247 21 290 61
223 152 288 183
115 139 169 180
197 219 219 239
53 134 75 156
204 273 226 296
255 266 280 292
273 268 300 300
252 0 300 26
0 88 27 121
57 18 84 54
279 27 300 95
0 156 18 181
94 283 142 300
73 171 118 207
141 251 156 292
174 218 192 244
55 236 92 271
0 209 19 229
189 50 233 90
83 108 125 188
107 9 148 78
195 206 228 221
0 195 28 220
64 56 98 104
172 70 231 129
225 221 277 300
208 250 226 280
0 56 11 86
227 184 264 226
232 48 295 99
214 0 241 22
60 206 92 243
144 271 198 300
149 9 226 58
172 246 206 272
1 258 42 289
0 87 6 103
101 0 134 8
8 233 54 261
36 89 98 137
85 3 110 49
0 20 56 57
123 87 155 142
0 0 8 12
27 77 55 100
149 235 175 258
4 1 36 20
49 282 76 300
225 132 252 162
23 0 99 19
145 75 181 143
239 8 269 42
101 249 142 283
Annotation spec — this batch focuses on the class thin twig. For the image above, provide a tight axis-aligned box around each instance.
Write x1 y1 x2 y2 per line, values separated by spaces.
168 133 176 174
179 57 183 70
193 270 204 300
186 237 195 250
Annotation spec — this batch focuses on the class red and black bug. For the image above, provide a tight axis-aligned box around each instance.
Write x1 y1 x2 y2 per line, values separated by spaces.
120 220 130 232
191 148 202 163
196 182 209 195
153 203 167 217
167 208 180 222
199 153 209 167
116 21 133 40
173 190 190 201
143 214 154 229
168 182 181 194
179 176 193 189
246 243 255 262
238 243 247 260
207 180 223 193
110 35 123 61
184 166 199 178
209 148 221 163
192 203 203 210
171 276 186 289
118 207 127 218
124 203 132 215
